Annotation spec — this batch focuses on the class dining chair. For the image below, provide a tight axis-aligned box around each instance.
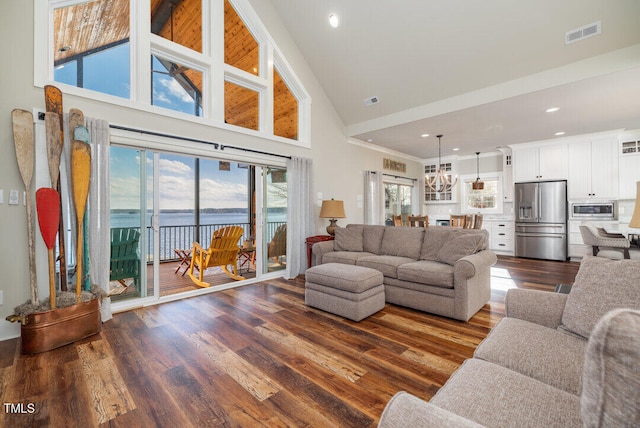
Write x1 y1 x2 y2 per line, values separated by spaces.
473 214 483 229
449 214 466 228
392 215 403 226
408 215 428 227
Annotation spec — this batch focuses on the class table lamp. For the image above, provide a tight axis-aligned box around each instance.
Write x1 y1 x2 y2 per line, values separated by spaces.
319 199 346 235
629 181 640 246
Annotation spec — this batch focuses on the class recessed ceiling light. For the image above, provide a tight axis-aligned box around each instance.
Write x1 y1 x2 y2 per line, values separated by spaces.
58 45 71 52
328 13 339 28
546 107 560 113
452 148 460 151
555 131 566 136
367 139 373 142
421 133 429 138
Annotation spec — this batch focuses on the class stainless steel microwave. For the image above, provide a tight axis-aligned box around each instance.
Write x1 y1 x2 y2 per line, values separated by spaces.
570 202 615 219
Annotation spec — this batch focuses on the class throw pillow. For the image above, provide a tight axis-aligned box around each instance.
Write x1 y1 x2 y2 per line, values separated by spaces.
380 227 425 259
333 225 364 252
420 227 454 260
560 256 640 339
435 233 483 266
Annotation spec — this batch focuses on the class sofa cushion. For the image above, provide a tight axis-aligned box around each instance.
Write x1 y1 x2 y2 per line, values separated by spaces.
361 224 386 254
561 256 640 339
436 233 484 266
397 260 454 288
380 227 425 259
322 251 373 265
430 359 581 428
333 225 364 252
474 317 586 395
305 263 383 293
356 255 416 279
581 308 640 427
420 227 455 261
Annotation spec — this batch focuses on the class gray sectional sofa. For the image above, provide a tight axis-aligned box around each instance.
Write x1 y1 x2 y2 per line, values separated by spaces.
379 256 640 427
311 224 497 321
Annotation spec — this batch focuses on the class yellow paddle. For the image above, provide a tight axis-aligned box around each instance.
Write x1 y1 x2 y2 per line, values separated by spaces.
71 140 91 300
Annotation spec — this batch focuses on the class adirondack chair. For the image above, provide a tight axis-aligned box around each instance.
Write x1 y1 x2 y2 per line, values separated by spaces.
267 224 287 266
188 225 245 287
110 227 141 291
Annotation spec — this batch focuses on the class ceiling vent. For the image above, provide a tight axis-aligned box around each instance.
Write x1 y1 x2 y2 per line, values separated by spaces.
565 21 601 45
364 96 380 107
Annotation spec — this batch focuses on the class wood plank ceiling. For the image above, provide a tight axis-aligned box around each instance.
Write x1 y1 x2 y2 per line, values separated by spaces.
53 0 298 140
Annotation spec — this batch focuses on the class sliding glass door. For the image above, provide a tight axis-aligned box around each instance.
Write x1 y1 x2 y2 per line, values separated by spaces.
109 146 153 301
263 167 288 274
110 145 286 305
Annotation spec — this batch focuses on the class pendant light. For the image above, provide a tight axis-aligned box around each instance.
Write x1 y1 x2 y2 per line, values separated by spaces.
472 152 484 190
426 134 458 194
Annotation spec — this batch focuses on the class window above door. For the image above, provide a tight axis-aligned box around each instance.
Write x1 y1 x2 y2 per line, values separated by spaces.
37 0 311 146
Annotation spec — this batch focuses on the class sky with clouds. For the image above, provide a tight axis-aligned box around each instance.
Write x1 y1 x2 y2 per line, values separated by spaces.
110 147 250 210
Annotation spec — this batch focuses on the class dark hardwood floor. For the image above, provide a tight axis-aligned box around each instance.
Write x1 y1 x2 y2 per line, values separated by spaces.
0 256 580 427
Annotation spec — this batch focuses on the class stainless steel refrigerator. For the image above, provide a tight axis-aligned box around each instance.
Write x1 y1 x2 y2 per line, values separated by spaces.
514 180 567 261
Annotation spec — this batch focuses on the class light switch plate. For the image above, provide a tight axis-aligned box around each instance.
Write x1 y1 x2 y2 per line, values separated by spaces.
9 190 19 205
0 189 3 204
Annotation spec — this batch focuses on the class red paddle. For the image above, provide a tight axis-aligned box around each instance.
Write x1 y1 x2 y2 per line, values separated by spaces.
36 188 60 309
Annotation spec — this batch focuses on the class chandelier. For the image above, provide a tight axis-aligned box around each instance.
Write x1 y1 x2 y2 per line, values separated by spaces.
426 134 458 194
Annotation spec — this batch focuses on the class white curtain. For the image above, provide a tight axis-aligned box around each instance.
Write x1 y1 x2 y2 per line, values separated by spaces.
62 115 112 321
285 156 314 279
413 175 425 214
86 118 111 321
364 170 384 225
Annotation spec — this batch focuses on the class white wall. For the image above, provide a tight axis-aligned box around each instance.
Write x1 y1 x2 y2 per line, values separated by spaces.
0 1 422 339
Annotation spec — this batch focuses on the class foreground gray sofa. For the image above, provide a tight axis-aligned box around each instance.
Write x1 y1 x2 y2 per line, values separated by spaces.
379 256 640 427
311 224 497 321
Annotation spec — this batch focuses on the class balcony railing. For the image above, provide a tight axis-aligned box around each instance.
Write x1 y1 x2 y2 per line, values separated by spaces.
138 221 286 262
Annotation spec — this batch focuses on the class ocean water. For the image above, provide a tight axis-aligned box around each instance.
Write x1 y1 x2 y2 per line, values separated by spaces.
110 210 287 261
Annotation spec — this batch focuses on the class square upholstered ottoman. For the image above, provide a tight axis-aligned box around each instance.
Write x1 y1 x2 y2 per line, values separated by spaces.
305 263 385 321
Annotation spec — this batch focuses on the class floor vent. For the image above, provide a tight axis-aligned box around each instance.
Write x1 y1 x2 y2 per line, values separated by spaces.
364 96 380 107
565 21 601 45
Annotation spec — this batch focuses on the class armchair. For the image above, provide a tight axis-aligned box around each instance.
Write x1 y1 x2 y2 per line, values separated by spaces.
579 222 639 260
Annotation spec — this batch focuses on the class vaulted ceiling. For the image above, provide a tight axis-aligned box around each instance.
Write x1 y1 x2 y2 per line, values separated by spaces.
269 0 640 159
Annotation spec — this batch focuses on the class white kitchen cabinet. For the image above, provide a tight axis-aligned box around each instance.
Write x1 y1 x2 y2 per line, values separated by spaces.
491 220 514 254
568 138 618 200
513 144 568 183
619 154 640 199
482 219 514 254
503 152 513 202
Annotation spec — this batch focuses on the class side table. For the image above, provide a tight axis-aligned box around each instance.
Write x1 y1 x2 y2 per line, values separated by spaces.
305 235 334 268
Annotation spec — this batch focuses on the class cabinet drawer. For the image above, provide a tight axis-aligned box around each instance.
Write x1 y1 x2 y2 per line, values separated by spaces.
493 230 512 240
491 221 513 231
492 238 514 252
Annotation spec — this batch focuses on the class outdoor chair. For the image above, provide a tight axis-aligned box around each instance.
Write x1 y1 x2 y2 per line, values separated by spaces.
392 215 403 226
267 224 287 267
188 225 245 287
110 227 141 291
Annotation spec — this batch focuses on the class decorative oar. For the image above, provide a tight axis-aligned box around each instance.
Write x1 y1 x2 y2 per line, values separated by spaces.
36 188 60 310
69 108 84 136
45 112 62 187
45 85 68 292
71 139 91 300
74 124 90 292
12 109 38 305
